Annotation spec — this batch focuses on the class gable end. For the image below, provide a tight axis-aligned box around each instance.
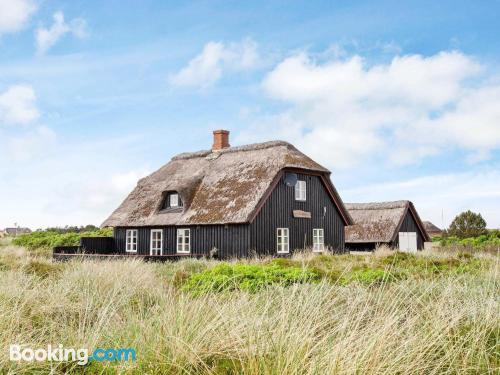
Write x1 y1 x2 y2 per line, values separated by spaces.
248 168 353 225
391 203 430 242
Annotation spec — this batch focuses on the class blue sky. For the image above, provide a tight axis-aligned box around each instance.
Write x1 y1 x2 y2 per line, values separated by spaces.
1 0 499 229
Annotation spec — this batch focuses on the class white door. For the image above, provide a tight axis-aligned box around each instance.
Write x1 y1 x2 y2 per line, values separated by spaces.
150 229 163 256
398 232 417 252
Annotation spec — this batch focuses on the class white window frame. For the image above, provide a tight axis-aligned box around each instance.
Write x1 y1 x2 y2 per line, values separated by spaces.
150 229 163 256
169 193 179 207
125 229 138 253
177 228 190 254
277 228 289 254
313 228 324 252
295 180 306 201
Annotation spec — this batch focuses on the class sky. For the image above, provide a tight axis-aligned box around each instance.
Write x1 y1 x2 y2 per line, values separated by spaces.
0 0 499 230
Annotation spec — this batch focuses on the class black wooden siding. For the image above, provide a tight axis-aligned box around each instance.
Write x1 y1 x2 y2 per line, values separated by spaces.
113 171 347 258
80 237 115 253
249 173 346 255
114 224 250 259
390 210 425 250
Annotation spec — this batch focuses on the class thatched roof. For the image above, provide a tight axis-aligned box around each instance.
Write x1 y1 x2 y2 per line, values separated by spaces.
423 221 443 236
103 141 352 227
345 201 429 243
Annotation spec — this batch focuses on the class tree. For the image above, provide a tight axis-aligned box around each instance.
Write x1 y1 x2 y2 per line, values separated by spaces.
448 210 487 238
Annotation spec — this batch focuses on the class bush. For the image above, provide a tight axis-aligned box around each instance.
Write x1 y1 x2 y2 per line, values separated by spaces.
343 267 402 284
182 263 320 294
448 210 487 238
436 231 500 250
12 228 113 250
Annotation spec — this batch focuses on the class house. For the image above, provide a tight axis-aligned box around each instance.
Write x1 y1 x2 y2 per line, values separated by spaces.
102 130 353 258
5 227 31 236
423 221 443 238
344 201 429 252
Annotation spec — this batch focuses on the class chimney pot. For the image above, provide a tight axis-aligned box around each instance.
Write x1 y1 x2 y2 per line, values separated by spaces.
212 129 230 151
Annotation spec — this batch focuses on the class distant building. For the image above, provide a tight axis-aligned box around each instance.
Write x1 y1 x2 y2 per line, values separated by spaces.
423 221 443 238
5 227 32 236
345 201 430 252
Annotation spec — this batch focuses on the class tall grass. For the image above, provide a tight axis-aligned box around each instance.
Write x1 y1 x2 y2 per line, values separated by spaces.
0 244 498 374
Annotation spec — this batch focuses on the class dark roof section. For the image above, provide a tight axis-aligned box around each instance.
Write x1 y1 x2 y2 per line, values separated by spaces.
102 140 352 227
345 200 430 243
423 221 443 236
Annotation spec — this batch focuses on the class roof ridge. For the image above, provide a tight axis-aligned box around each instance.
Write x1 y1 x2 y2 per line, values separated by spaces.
172 140 294 160
345 200 409 210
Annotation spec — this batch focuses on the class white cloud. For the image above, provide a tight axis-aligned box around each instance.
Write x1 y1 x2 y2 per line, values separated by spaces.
78 170 149 210
0 0 37 36
0 84 56 162
7 126 56 161
0 131 151 229
0 85 39 125
35 11 87 55
239 50 500 168
169 39 259 88
343 170 500 228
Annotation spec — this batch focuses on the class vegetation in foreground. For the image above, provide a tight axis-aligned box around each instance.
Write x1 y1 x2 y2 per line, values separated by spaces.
0 240 498 374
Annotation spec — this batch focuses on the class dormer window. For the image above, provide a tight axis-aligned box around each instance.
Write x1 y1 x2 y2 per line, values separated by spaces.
162 191 182 210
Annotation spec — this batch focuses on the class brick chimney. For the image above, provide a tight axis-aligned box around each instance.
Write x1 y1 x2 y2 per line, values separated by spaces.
212 129 230 151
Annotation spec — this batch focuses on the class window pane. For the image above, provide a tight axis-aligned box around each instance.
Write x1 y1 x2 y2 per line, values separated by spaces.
277 228 289 252
170 194 179 207
295 181 306 200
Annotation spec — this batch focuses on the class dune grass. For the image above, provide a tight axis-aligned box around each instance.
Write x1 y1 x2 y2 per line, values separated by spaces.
0 243 498 374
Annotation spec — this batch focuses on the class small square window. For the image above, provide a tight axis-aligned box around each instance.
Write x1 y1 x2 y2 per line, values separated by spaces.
162 192 182 210
295 180 306 201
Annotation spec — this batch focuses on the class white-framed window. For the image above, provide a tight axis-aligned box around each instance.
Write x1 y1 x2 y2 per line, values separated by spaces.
170 193 179 207
150 229 163 256
126 229 138 253
177 228 190 253
313 228 324 252
277 228 289 254
295 180 306 201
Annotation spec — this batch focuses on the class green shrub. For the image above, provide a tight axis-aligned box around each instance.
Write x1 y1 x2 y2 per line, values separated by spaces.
342 267 403 285
437 231 500 249
182 263 320 294
12 228 113 250
268 257 301 268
